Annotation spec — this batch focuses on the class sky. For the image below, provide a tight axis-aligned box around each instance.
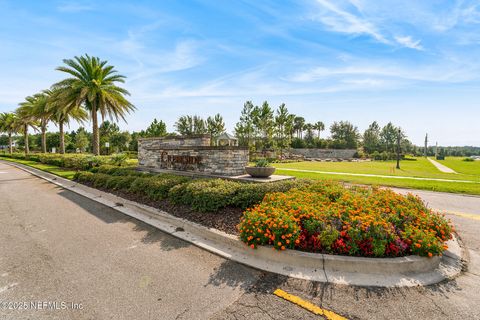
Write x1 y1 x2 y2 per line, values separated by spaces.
0 0 479 146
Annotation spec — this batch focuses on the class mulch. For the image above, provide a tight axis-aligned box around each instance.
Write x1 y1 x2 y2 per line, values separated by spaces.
79 182 242 235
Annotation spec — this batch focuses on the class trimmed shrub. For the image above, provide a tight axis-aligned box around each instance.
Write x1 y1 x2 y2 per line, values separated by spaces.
144 176 190 201
73 171 94 182
105 175 139 190
92 173 111 188
92 165 148 177
130 175 191 201
169 179 241 212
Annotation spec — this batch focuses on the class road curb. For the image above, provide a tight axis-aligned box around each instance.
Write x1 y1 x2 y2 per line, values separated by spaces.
1 160 466 287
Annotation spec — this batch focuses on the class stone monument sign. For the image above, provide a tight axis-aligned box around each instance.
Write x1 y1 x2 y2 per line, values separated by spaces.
138 134 249 176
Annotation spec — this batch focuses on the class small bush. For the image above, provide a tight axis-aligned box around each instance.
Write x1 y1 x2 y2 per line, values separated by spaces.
169 179 240 212
254 159 271 167
109 153 129 166
105 175 138 190
73 171 94 182
123 174 191 201
463 157 474 162
92 165 147 177
92 173 111 188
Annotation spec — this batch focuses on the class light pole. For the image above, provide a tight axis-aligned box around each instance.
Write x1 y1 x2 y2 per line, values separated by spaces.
396 128 401 170
105 142 110 155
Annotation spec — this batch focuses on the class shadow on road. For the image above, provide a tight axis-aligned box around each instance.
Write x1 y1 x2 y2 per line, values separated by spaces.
57 188 191 252
133 223 191 251
206 260 286 292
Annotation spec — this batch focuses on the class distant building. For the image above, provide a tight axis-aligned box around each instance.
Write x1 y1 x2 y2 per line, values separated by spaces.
215 132 238 146
0 141 16 150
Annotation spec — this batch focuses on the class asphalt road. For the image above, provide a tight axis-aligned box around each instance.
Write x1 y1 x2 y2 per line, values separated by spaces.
1 162 479 319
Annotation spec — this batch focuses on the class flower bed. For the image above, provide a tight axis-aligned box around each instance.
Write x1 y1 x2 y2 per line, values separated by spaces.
238 181 453 257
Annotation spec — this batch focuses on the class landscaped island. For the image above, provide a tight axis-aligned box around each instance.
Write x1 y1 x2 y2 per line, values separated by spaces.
0 152 453 258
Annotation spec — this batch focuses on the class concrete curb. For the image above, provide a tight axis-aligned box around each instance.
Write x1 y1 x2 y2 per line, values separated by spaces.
1 160 466 288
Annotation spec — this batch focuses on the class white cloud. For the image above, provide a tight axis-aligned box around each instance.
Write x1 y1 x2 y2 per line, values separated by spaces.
394 35 424 50
312 0 388 43
286 59 480 85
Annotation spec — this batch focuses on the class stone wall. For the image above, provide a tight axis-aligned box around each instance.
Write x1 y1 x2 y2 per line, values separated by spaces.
138 136 249 176
138 134 211 148
287 148 357 159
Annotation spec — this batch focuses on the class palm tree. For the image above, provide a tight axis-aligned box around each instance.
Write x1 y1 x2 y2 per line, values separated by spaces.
30 92 52 153
52 54 135 155
16 97 39 155
48 89 88 154
293 116 305 139
0 112 17 153
314 121 325 139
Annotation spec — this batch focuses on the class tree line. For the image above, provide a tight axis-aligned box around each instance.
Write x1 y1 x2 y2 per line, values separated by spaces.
3 83 479 157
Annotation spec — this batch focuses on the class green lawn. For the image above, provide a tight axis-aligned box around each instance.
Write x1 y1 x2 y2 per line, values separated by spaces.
273 157 480 182
273 157 480 195
438 157 480 176
0 158 77 180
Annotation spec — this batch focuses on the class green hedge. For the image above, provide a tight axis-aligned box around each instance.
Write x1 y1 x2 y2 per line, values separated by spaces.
90 165 152 177
74 171 190 201
169 179 240 212
1 153 129 170
74 170 313 212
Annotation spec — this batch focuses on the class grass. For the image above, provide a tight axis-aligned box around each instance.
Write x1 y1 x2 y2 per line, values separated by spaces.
275 169 480 195
274 157 480 196
0 157 77 180
438 157 480 176
274 157 480 182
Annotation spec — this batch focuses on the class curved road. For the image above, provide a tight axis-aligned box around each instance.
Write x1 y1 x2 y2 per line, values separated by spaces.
0 162 479 319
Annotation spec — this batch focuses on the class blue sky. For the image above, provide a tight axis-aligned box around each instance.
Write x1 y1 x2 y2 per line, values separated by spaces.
0 0 479 146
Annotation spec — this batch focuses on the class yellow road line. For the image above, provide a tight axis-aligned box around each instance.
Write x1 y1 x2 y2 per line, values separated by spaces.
445 211 480 221
273 289 348 320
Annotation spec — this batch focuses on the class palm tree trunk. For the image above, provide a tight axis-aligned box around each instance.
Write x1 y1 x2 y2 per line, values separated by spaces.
24 124 29 156
8 133 12 154
91 104 99 155
41 121 47 153
59 121 65 154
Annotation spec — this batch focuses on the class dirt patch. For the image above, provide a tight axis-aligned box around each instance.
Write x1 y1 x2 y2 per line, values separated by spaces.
80 182 243 235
